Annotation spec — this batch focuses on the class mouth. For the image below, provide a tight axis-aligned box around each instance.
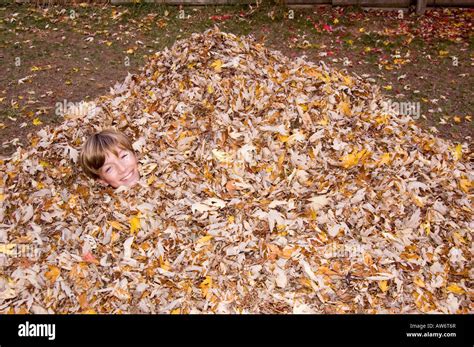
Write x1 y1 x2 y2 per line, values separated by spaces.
121 170 134 182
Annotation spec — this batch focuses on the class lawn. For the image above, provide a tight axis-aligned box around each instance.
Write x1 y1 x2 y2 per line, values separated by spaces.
0 3 472 157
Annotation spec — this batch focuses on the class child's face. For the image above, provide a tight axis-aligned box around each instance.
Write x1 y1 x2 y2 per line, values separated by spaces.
98 147 140 188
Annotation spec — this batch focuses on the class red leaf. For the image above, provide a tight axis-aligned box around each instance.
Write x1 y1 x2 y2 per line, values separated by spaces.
82 252 99 264
323 24 333 32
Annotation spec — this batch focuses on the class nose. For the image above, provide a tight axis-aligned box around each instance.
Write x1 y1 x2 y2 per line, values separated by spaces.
116 161 127 174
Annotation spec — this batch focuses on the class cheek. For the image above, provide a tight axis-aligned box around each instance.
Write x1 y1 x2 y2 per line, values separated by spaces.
101 172 113 182
102 169 118 181
128 155 138 166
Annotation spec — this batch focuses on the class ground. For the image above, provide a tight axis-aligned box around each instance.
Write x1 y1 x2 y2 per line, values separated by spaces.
0 3 472 158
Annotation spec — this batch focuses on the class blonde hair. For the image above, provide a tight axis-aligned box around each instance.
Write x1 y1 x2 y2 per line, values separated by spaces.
80 129 134 179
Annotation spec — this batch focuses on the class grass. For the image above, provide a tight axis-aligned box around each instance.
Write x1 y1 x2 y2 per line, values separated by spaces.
0 3 472 157
0 107 22 122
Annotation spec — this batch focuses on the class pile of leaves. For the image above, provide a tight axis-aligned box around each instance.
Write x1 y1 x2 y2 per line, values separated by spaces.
0 26 471 314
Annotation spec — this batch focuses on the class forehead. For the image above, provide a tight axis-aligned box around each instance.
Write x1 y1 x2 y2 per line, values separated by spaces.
103 147 127 164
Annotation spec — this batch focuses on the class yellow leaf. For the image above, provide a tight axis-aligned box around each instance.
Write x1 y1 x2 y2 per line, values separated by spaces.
316 115 329 126
446 283 465 295
106 41 113 46
126 48 134 54
453 144 462 161
207 84 214 94
177 130 189 141
171 308 181 314
281 246 296 259
111 231 120 244
383 85 392 91
200 276 212 297
420 221 430 235
147 175 156 185
299 104 308 112
197 235 213 244
340 148 370 169
377 153 391 166
278 134 289 143
339 101 352 116
39 160 49 167
411 193 425 208
378 280 389 292
393 58 407 65
459 178 472 193
359 28 365 33
277 152 285 169
107 220 125 231
453 116 462 123
129 215 141 234
160 259 171 271
322 72 331 84
341 75 353 87
211 59 223 72
45 266 60 283
309 208 317 220
32 118 42 126
452 232 466 244
363 252 373 267
152 71 161 80
375 114 388 125
0 194 4 202
414 276 426 288
81 309 97 314
439 50 449 56
333 18 339 24
227 215 235 224
30 66 41 72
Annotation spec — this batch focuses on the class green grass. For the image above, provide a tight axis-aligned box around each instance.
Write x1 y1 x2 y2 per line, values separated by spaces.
0 107 22 122
435 38 455 52
468 34 474 50
359 32 386 48
411 37 425 49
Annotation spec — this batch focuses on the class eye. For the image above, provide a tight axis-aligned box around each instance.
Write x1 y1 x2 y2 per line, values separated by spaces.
105 167 112 173
121 153 128 159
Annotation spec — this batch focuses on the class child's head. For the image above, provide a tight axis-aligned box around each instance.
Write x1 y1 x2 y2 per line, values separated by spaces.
80 129 140 188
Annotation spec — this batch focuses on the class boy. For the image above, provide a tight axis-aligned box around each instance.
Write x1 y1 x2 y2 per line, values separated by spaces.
80 129 140 188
